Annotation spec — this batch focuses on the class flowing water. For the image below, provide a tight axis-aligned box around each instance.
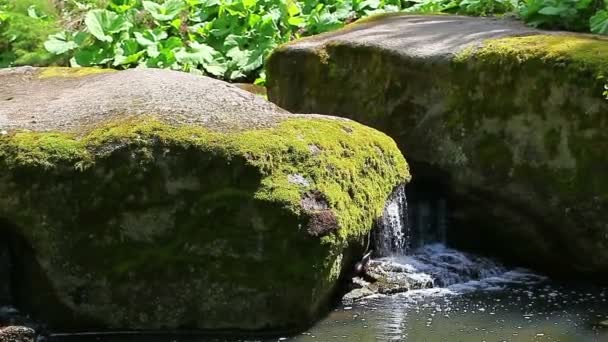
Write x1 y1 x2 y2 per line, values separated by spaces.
373 184 410 256
49 188 608 342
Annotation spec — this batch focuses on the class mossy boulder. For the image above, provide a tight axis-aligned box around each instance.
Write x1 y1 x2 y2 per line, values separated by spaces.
0 67 408 331
266 15 608 280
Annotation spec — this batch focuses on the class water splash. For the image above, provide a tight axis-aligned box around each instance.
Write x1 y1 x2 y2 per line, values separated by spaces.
374 184 409 257
368 187 545 297
365 244 546 299
383 243 508 288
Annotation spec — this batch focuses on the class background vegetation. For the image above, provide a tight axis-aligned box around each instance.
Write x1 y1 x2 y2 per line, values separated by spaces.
1 0 607 84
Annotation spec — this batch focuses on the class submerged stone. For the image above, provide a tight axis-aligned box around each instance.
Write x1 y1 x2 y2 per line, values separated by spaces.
0 67 409 331
266 15 608 280
0 326 35 342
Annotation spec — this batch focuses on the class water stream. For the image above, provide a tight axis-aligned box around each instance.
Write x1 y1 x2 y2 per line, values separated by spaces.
373 184 410 256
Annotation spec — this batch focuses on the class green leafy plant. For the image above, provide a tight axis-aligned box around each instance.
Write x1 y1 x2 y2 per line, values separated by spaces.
590 8 608 34
405 0 514 15
41 0 410 83
518 0 608 33
0 0 62 67
458 0 513 15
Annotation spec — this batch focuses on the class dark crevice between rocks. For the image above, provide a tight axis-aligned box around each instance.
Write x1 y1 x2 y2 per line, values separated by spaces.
0 218 94 338
0 219 25 314
0 232 12 309
0 218 44 337
403 160 594 282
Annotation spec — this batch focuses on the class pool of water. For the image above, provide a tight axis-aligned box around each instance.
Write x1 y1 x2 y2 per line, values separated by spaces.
290 280 608 342
51 280 608 342
50 266 608 342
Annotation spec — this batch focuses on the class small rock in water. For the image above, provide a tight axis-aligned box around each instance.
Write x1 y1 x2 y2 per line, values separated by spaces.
343 288 375 305
0 326 36 342
351 277 370 289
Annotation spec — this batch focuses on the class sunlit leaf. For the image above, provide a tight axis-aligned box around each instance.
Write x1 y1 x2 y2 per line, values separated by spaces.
143 0 185 21
44 32 79 55
591 10 608 35
85 9 132 42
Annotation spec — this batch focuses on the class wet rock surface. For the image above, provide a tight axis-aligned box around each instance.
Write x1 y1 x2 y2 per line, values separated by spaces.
0 326 35 342
342 244 539 304
343 259 434 304
0 308 40 342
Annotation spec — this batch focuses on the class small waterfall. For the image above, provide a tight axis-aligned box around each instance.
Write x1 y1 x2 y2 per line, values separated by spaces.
374 184 409 257
363 184 544 297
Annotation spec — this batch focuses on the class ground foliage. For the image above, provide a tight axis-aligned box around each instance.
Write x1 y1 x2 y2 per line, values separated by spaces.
0 0 607 83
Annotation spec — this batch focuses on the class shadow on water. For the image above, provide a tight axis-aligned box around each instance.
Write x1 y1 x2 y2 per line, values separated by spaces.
48 277 608 342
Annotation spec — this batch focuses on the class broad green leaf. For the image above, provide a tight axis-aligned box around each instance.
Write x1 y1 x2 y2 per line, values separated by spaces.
109 0 140 13
85 9 132 42
537 6 564 16
134 29 169 47
287 0 301 16
44 32 79 55
27 5 46 19
575 0 593 10
200 0 220 7
242 0 256 9
175 42 217 64
359 0 380 10
288 16 306 26
204 63 228 77
591 11 608 35
254 70 266 85
73 44 113 66
142 0 185 21
229 69 246 80
175 42 226 77
113 38 144 65
73 32 90 46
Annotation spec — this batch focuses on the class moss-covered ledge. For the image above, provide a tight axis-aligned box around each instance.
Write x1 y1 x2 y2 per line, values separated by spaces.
0 67 409 331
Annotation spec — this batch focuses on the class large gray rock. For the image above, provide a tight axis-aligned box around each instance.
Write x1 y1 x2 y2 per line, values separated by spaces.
0 67 409 331
267 15 608 279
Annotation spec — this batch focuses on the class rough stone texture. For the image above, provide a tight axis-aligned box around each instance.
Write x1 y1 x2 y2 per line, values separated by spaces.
0 67 409 331
0 66 286 132
267 15 608 280
0 326 35 342
275 14 540 60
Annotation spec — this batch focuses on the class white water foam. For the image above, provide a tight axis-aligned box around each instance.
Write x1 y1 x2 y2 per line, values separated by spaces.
370 186 546 299
376 244 546 297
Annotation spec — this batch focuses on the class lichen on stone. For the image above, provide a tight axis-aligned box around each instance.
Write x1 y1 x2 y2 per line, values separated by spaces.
38 66 117 79
457 34 608 77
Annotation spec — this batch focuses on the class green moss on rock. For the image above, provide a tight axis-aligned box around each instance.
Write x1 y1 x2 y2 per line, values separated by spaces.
458 35 608 76
0 116 408 330
38 67 117 79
